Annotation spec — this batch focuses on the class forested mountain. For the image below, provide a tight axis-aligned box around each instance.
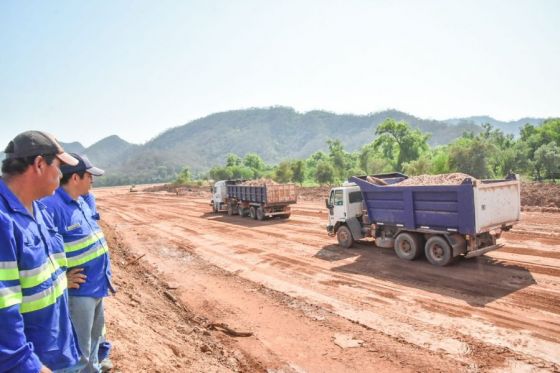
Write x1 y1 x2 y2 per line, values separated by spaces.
1 108 545 185
128 107 483 172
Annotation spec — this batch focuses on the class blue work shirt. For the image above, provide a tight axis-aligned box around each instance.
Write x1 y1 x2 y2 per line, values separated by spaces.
0 180 81 372
42 188 112 298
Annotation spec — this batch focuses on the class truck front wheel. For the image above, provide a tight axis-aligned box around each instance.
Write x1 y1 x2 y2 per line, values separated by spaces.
337 226 354 248
425 236 453 266
394 232 423 260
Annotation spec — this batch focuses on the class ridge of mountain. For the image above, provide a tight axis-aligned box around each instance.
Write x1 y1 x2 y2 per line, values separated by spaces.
444 116 544 135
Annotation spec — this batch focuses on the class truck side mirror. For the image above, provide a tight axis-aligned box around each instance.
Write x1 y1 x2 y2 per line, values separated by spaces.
325 198 332 209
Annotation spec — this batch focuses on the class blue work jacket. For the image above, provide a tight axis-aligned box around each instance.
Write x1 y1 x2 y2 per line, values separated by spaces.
0 180 81 372
42 188 112 298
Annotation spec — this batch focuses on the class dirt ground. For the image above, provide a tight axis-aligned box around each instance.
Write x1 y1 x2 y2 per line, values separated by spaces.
95 184 560 372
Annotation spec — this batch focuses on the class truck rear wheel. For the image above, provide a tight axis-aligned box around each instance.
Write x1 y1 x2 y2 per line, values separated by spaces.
238 207 246 217
337 226 354 248
249 206 257 219
394 232 423 260
425 236 453 266
256 207 265 221
227 204 234 216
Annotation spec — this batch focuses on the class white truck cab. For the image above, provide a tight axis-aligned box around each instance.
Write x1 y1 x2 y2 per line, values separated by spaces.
326 183 367 245
211 180 228 212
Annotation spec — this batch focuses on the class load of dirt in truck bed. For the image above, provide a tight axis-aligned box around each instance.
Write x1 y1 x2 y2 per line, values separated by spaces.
390 173 476 186
242 178 279 186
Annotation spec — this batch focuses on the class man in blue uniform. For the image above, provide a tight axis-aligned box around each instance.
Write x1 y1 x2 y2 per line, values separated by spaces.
81 192 113 373
42 154 113 373
0 131 82 373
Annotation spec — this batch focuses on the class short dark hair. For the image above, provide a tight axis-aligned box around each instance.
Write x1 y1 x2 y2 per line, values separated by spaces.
1 154 56 176
60 170 87 185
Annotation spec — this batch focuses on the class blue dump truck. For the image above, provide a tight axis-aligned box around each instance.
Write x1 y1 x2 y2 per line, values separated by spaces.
326 173 521 266
211 180 297 220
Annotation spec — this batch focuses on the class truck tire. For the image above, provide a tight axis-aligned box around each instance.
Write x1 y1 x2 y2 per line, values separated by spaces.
279 213 291 219
337 225 354 248
249 206 257 219
227 204 234 216
256 207 265 221
394 232 423 261
238 207 246 217
425 236 453 266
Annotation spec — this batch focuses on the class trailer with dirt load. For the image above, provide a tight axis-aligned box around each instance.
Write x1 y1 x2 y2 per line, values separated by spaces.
211 179 297 220
326 172 521 266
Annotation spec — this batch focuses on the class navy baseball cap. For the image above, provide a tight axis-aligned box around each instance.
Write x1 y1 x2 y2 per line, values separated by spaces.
60 153 105 176
4 130 78 166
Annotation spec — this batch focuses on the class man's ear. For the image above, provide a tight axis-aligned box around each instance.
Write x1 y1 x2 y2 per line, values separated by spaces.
33 155 46 174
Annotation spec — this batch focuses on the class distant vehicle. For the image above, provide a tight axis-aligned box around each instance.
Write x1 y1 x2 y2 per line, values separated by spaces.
211 180 297 220
326 173 521 266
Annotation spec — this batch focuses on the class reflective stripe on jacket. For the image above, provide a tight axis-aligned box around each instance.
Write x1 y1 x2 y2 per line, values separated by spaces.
0 180 81 372
42 188 112 298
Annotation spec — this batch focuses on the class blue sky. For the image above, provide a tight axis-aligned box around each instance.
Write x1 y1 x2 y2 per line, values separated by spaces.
1 0 559 147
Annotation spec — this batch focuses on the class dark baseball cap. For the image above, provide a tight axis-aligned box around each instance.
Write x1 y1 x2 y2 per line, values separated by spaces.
4 130 78 166
60 153 105 177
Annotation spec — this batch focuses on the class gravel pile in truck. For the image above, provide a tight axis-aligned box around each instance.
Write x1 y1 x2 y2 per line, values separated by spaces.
391 172 475 186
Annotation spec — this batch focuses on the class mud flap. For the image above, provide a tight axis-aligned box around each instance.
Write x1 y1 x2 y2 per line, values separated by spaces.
346 217 363 241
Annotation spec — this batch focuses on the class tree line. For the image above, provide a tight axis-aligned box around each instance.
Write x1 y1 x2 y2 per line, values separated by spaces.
177 117 559 186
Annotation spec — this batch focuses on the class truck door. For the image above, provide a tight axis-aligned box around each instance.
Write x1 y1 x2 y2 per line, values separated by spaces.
328 189 345 227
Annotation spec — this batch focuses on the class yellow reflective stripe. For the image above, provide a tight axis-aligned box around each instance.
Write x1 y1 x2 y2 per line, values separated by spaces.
0 286 22 309
51 253 68 268
64 231 105 253
19 258 61 289
0 268 19 281
20 274 67 314
0 261 19 281
67 244 108 268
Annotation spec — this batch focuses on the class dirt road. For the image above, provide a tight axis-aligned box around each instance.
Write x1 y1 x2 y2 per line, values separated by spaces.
96 186 560 372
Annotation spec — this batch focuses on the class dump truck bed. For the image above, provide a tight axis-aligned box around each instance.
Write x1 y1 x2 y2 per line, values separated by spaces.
350 174 520 235
227 184 297 205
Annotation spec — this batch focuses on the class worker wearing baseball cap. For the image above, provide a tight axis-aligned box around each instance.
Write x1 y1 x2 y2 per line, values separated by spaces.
0 131 82 372
42 153 113 373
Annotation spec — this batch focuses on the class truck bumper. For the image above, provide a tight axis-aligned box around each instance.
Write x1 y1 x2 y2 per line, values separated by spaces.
327 225 335 236
465 243 504 258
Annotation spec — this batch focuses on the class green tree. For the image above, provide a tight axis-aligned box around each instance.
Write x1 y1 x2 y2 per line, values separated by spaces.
327 139 353 181
534 142 560 180
448 137 493 178
429 147 451 174
243 153 266 177
291 160 306 185
209 166 233 180
275 161 293 183
229 165 254 179
175 167 191 184
374 119 430 171
226 153 242 167
315 160 335 185
403 154 432 176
